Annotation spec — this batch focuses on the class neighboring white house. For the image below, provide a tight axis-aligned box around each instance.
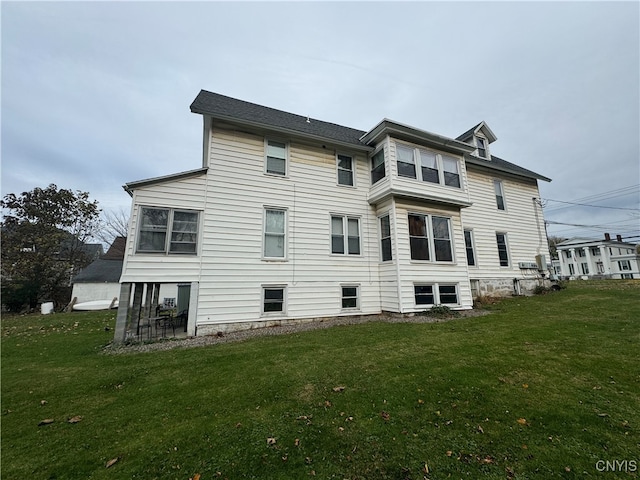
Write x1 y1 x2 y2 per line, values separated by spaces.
114 91 552 342
556 235 639 279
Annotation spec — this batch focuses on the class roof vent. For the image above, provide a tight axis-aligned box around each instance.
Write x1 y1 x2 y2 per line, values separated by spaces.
306 116 311 124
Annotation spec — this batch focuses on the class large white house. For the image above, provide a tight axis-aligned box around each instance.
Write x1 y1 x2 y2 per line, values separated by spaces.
114 91 551 342
556 235 639 279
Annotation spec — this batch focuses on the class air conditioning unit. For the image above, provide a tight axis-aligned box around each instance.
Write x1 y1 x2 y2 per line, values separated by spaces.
535 254 547 271
518 262 539 269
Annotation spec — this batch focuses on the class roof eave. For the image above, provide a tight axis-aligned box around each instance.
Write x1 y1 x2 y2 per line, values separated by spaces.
191 109 372 153
465 156 551 182
361 119 475 155
123 167 209 195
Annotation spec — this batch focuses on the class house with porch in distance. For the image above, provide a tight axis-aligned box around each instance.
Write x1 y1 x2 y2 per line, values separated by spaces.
556 234 639 279
114 90 552 342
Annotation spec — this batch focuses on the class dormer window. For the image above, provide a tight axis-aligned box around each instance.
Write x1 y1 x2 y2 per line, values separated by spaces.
476 137 488 158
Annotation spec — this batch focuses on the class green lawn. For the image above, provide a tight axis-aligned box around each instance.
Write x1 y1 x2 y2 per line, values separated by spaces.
2 281 639 479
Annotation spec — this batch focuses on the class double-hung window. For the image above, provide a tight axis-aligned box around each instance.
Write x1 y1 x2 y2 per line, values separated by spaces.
476 137 487 158
464 229 476 266
331 215 360 255
496 233 510 267
266 139 287 176
137 207 199 254
262 286 286 314
396 143 461 188
494 180 506 210
581 263 589 275
380 214 392 261
396 145 417 178
264 208 287 259
341 285 359 310
337 154 354 186
371 149 386 184
414 284 459 306
619 260 631 271
408 213 453 262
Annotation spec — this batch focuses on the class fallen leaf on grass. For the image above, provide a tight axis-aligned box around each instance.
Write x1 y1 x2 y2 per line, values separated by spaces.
67 415 83 424
517 418 528 426
38 418 54 426
446 450 453 457
294 438 300 447
477 425 484 434
105 457 119 468
267 437 277 446
380 411 390 421
40 400 47 406
190 474 201 480
332 386 346 392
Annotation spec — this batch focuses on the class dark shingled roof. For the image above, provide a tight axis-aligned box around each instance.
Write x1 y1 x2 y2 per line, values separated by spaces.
73 237 126 284
465 154 551 182
189 90 550 182
72 259 123 284
190 90 368 149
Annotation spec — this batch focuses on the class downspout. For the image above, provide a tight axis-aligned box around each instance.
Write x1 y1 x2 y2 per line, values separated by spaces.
392 197 404 314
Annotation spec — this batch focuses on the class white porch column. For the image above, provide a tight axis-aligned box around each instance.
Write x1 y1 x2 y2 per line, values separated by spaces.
569 248 578 276
599 245 612 276
114 283 132 344
186 282 199 337
584 247 593 277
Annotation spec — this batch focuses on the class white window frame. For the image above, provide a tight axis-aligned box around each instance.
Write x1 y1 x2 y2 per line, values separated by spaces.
379 213 393 262
476 137 488 158
265 138 288 177
370 148 386 185
330 214 361 256
408 212 454 263
263 207 288 260
136 206 200 255
496 232 510 267
494 179 506 211
261 285 287 316
580 262 589 275
340 284 360 311
414 283 460 307
336 153 355 187
394 142 461 188
464 229 476 267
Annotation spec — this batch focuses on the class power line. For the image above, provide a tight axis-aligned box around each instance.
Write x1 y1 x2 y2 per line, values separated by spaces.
542 198 639 211
543 185 639 213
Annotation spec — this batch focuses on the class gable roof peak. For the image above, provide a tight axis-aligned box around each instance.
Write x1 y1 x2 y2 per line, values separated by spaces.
456 121 497 144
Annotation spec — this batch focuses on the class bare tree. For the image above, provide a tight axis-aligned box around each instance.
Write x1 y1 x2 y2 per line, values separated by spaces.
97 207 130 247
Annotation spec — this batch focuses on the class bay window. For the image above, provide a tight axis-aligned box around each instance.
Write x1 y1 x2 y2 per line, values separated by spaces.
395 143 461 188
409 213 453 262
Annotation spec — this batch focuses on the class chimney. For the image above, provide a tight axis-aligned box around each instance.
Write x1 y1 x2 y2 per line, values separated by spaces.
604 233 611 241
616 234 622 242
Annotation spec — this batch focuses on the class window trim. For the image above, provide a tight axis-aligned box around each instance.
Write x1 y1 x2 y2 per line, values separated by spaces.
408 212 455 263
336 153 355 187
414 283 460 307
136 206 200 255
263 207 288 260
493 179 506 211
330 214 361 256
261 285 287 316
464 229 476 267
476 137 488 158
496 232 510 267
394 141 462 188
264 138 289 177
379 213 393 262
370 148 386 185
340 284 360 311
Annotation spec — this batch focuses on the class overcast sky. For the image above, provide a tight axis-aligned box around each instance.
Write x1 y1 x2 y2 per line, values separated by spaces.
2 1 639 242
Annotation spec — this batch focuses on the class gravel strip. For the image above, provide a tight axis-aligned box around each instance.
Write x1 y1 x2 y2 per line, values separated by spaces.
103 310 490 355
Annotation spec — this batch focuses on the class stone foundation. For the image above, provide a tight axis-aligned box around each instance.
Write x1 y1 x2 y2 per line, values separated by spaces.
473 277 549 298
